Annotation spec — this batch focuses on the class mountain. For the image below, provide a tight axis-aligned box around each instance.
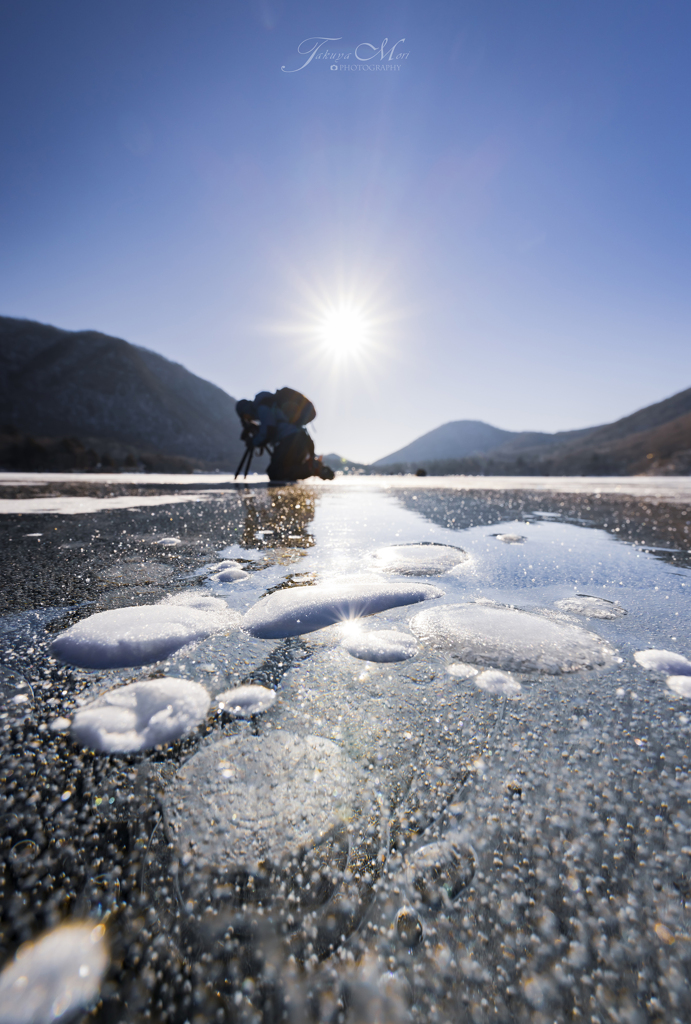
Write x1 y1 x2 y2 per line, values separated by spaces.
372 421 516 467
371 386 691 476
372 420 593 468
0 316 262 471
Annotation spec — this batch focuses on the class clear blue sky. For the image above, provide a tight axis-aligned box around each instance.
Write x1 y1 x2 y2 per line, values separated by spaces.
1 0 690 463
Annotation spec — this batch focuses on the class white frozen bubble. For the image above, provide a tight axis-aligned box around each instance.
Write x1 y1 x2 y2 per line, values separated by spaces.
634 649 691 675
410 602 614 674
212 567 249 583
667 676 691 699
51 594 239 668
49 716 72 732
446 662 479 680
165 731 361 869
71 677 211 752
493 534 526 544
215 684 277 717
473 669 522 696
0 921 108 1024
341 629 418 663
371 542 468 576
154 536 181 547
242 579 443 640
555 595 627 619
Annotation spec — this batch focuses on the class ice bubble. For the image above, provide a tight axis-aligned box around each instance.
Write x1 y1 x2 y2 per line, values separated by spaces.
212 567 249 582
242 579 442 640
667 676 691 699
446 663 479 680
396 907 423 947
0 921 108 1024
410 602 613 674
406 835 475 910
493 534 526 544
71 677 210 752
371 542 468 576
634 649 691 675
555 595 626 619
473 669 522 696
154 536 181 547
165 731 361 870
341 629 418 663
215 684 277 716
51 594 238 668
49 716 71 732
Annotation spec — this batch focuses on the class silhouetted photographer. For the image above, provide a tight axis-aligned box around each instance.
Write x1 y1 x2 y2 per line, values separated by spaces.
235 388 334 481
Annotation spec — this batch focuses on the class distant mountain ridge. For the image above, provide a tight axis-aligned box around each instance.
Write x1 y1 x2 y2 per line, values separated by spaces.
371 387 691 477
0 315 261 471
372 420 594 467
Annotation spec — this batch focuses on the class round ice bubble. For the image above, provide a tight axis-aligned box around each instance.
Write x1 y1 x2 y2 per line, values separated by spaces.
51 594 238 669
446 663 479 680
555 595 626 619
165 731 361 870
371 542 468 576
71 677 211 752
634 650 691 675
212 566 249 583
410 602 614 674
0 922 108 1024
215 684 276 716
341 629 418 663
243 579 442 640
473 669 522 696
667 676 691 699
406 835 475 911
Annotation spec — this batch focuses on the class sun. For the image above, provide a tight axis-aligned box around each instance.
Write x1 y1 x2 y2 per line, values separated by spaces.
317 305 370 357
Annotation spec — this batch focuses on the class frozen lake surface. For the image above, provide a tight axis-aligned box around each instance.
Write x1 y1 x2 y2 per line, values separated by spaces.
0 475 690 1024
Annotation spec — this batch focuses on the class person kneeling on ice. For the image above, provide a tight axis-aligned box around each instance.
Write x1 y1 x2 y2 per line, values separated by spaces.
235 387 335 482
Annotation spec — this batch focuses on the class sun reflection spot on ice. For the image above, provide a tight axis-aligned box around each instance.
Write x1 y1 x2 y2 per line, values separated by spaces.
339 618 364 637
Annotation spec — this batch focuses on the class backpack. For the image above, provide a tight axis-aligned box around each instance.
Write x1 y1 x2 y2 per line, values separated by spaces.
256 387 316 427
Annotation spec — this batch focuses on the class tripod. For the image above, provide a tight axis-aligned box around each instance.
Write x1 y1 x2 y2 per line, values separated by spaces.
234 439 272 479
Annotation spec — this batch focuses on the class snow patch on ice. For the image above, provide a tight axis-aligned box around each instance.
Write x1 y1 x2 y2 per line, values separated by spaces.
242 579 442 640
493 534 526 544
0 921 108 1024
473 670 522 696
341 629 418 663
51 594 239 668
555 595 626 619
634 649 691 675
216 684 276 716
371 543 468 576
410 602 613 674
71 677 210 752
